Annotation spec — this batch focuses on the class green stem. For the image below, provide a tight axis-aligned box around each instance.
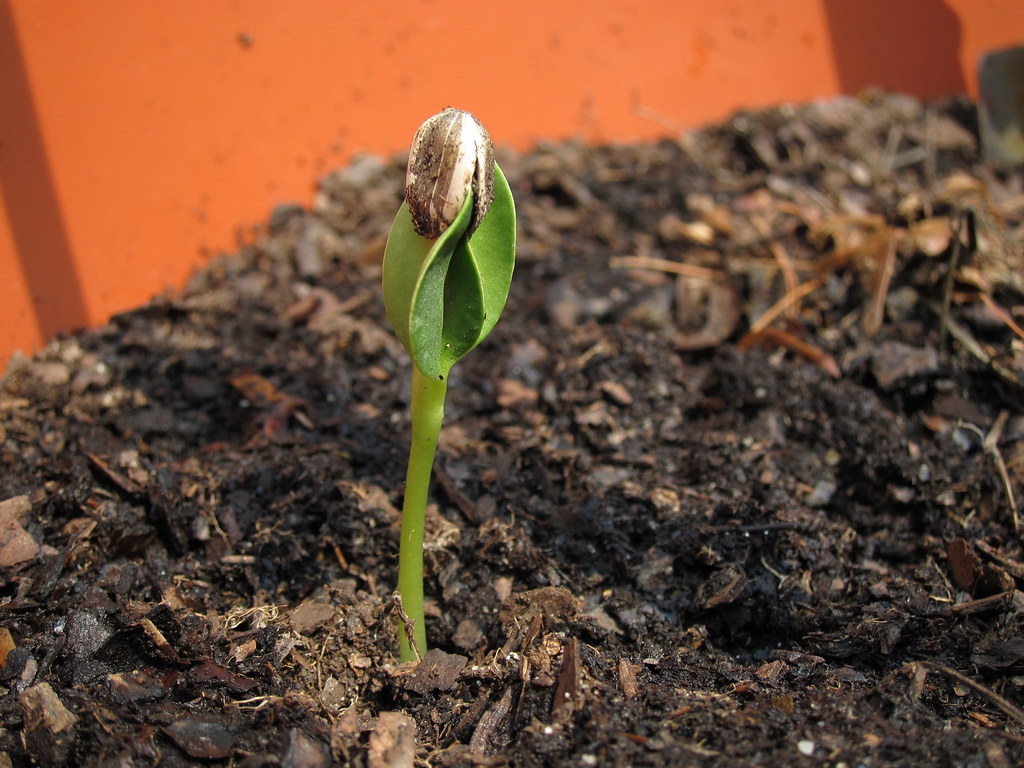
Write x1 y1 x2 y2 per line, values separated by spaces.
397 366 448 661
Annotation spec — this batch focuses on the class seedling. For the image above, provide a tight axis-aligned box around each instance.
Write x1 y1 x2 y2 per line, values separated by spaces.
382 108 516 661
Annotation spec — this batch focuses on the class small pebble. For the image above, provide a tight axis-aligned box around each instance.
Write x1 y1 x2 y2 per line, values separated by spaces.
805 479 837 507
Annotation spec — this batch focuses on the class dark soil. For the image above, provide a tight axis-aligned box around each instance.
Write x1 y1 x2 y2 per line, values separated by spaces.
2 92 1024 767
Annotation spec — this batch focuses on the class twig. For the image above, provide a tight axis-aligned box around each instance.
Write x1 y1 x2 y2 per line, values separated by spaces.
978 292 1024 342
947 590 1015 615
938 309 1023 389
940 210 973 349
734 254 819 273
913 661 1024 728
974 540 1024 579
984 411 1020 532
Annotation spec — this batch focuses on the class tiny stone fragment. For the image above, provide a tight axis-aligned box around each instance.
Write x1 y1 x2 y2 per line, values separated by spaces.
495 378 539 409
27 361 71 387
368 711 416 768
493 576 514 603
0 495 30 524
805 479 837 507
0 495 38 567
281 727 330 768
289 597 336 634
452 619 484 652
599 380 633 407
545 280 585 329
319 676 347 713
163 716 234 759
871 341 938 389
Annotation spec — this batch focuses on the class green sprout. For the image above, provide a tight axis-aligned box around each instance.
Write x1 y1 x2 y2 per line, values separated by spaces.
382 108 516 661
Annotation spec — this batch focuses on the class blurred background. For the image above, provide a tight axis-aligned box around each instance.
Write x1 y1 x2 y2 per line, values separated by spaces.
1 0 1021 370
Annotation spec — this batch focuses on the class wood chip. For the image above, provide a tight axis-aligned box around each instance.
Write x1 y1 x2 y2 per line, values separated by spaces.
695 566 746 610
552 637 582 724
87 453 145 498
404 649 468 694
20 683 77 765
0 627 16 669
947 538 1015 597
618 657 640 698
947 538 980 592
756 659 788 683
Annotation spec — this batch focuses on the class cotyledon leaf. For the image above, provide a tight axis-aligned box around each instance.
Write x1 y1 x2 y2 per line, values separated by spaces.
383 163 516 379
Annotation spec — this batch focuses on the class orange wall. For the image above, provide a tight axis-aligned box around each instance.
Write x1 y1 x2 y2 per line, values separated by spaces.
1 0 1021 370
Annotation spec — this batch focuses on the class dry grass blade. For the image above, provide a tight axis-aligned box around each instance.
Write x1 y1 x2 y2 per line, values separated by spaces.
738 326 841 378
863 232 897 337
745 279 821 337
749 215 799 319
610 255 722 282
978 293 1024 342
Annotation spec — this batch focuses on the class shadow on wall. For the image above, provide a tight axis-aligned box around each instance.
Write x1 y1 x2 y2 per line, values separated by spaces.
0 3 89 346
824 0 967 97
